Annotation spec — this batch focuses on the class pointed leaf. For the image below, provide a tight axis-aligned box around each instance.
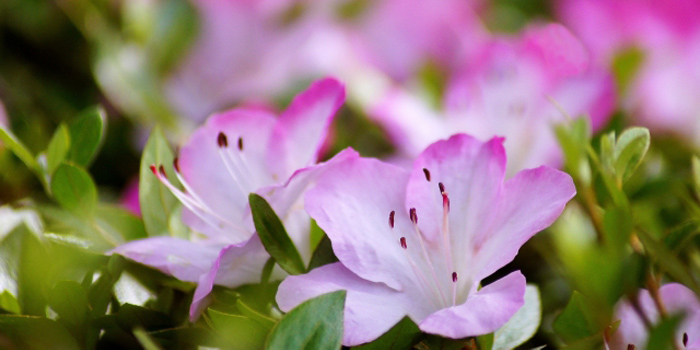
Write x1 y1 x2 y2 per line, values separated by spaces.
67 106 105 167
613 127 650 183
45 124 71 175
553 291 597 343
48 281 90 327
266 290 346 350
51 163 97 216
353 317 421 350
493 285 541 350
235 299 276 330
0 125 38 170
249 193 305 275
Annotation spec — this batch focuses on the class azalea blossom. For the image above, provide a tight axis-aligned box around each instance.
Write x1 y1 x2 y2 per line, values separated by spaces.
609 283 700 349
111 78 351 319
371 23 614 174
557 0 700 143
276 134 576 345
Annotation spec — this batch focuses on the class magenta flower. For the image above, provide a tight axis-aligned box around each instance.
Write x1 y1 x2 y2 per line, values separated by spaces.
111 78 351 319
276 134 576 345
371 23 615 174
609 283 700 349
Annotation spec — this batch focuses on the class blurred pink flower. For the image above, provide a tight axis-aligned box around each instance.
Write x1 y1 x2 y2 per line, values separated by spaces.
110 78 352 319
120 177 141 216
558 0 700 143
372 23 615 174
609 283 700 349
277 134 576 346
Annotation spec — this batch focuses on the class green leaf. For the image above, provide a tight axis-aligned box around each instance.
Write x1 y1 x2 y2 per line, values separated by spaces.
0 315 80 350
266 290 346 350
48 281 90 326
235 299 276 330
95 204 148 242
45 124 71 175
553 291 597 343
613 127 650 183
645 315 683 350
554 117 592 184
115 304 175 332
0 125 38 171
493 285 541 350
476 333 494 350
67 106 105 167
307 234 339 270
249 193 306 275
0 290 20 314
352 317 420 350
692 156 700 200
208 309 269 349
133 327 163 350
139 127 186 238
636 228 700 295
50 163 98 216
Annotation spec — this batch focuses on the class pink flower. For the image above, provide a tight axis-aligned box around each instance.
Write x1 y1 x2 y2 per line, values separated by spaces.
371 23 615 174
110 78 352 319
276 134 576 346
609 283 700 349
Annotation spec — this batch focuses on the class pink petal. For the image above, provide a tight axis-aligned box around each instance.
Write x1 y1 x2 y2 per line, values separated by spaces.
266 78 345 178
304 156 415 291
189 235 277 321
521 23 590 79
419 271 526 338
178 108 276 243
474 166 576 280
109 237 221 283
276 263 412 347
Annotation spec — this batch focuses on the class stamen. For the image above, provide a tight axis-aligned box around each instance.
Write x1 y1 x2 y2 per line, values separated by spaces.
683 332 688 347
439 183 456 305
423 168 431 181
237 137 244 151
442 192 450 212
389 211 395 229
149 164 157 175
400 237 407 249
173 157 180 173
438 182 445 194
409 208 418 224
627 345 635 350
158 165 166 177
217 132 228 148
452 272 458 282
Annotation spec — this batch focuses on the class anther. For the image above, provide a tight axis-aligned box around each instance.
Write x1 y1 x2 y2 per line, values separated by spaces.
627 345 635 350
217 132 228 148
452 272 458 282
173 157 180 173
683 332 688 347
237 137 244 151
158 165 167 177
442 192 450 212
438 182 445 194
409 208 418 224
389 211 395 228
400 237 407 249
423 168 431 182
149 164 157 175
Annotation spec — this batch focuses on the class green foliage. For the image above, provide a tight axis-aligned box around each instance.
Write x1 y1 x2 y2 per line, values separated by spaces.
249 193 306 275
45 124 71 175
266 290 346 350
492 285 541 350
67 106 106 167
207 309 270 349
353 317 421 350
553 291 600 344
51 163 98 216
0 316 81 350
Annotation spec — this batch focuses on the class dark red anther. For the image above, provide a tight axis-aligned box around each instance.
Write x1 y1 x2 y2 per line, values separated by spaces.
442 192 450 212
217 132 228 148
238 137 244 151
158 165 167 177
400 237 407 249
423 168 431 182
149 164 157 175
627 345 635 350
389 211 395 228
409 208 418 224
438 182 445 194
173 157 180 173
452 272 458 282
684 332 689 347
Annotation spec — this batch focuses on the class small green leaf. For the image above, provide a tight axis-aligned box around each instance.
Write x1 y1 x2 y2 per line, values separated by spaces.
0 290 20 314
67 106 105 167
553 291 597 343
613 127 650 183
352 317 420 350
51 163 98 216
307 234 339 270
95 204 148 242
493 285 541 350
235 299 276 330
45 124 71 175
0 125 38 171
249 193 306 275
0 315 80 350
208 309 269 349
139 127 186 238
645 315 683 350
476 333 494 350
266 290 346 350
48 281 90 327
133 327 163 350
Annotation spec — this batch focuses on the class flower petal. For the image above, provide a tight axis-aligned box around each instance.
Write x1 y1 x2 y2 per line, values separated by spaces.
267 78 345 178
276 262 413 346
178 108 276 243
189 235 278 320
474 166 575 280
419 271 526 338
109 237 221 283
304 156 415 291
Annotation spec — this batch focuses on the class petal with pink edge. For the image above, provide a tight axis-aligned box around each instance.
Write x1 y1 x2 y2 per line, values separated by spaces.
108 237 221 283
419 271 526 339
267 78 345 178
276 263 412 347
